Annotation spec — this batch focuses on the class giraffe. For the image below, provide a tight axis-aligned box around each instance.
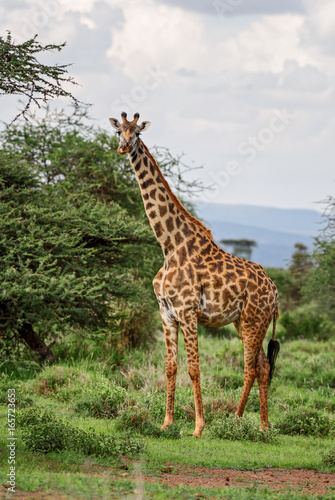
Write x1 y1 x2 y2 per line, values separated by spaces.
109 112 280 438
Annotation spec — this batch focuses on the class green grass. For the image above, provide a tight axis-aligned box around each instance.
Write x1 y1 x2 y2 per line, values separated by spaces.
1 329 335 498
145 434 333 470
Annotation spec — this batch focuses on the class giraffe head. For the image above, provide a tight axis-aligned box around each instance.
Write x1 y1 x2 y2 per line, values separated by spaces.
109 112 151 155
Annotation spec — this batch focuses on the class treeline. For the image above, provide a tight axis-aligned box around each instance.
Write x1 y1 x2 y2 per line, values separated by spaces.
265 219 335 340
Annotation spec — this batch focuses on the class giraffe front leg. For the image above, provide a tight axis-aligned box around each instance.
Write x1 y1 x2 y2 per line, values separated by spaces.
180 311 205 438
161 320 179 430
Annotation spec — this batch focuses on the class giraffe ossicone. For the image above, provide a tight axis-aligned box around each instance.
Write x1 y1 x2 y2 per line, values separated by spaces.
110 112 280 438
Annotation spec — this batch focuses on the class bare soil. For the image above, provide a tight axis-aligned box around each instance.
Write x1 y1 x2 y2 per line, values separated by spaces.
144 463 335 496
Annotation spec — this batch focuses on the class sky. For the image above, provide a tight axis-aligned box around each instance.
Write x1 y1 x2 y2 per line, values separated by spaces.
1 0 335 211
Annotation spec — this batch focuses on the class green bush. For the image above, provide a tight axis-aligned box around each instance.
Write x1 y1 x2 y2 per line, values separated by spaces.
214 373 244 390
278 304 335 340
75 384 126 418
183 398 237 424
209 414 278 443
277 407 332 437
322 448 335 468
19 408 143 457
116 404 181 439
141 387 194 423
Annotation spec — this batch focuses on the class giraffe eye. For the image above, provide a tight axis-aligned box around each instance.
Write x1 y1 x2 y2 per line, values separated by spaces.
116 131 121 136
136 132 141 137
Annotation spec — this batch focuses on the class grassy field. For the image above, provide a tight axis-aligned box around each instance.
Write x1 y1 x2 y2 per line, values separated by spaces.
1 326 335 499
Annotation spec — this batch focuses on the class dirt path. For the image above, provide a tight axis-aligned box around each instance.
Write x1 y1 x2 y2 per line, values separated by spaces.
143 464 335 496
1 463 335 498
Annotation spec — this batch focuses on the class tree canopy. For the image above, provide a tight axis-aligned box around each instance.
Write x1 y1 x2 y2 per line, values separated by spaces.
0 31 80 121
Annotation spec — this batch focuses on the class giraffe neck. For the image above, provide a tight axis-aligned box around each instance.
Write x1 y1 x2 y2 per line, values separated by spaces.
128 140 212 258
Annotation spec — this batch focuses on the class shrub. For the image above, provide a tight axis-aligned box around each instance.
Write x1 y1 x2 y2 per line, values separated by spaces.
278 304 335 340
19 408 143 457
74 384 126 418
31 366 81 397
209 414 278 443
277 407 332 437
322 448 335 468
142 388 193 422
183 398 237 424
214 373 244 390
116 404 181 439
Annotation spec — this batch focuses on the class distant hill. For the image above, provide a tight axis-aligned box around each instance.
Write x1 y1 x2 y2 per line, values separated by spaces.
195 203 323 268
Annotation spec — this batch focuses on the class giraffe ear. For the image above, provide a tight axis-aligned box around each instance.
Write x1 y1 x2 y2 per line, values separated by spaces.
109 118 121 130
139 121 151 132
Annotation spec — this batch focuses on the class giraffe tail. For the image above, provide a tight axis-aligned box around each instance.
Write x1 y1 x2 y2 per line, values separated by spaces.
267 304 280 386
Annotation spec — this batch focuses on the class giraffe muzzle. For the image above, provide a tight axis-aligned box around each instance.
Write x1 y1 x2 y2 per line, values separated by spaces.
118 141 132 155
117 146 128 155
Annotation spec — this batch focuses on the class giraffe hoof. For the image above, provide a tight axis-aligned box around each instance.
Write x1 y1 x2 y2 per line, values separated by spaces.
192 431 202 439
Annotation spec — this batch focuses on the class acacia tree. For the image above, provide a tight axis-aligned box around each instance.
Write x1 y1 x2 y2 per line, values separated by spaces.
0 151 155 362
0 31 80 121
219 238 257 260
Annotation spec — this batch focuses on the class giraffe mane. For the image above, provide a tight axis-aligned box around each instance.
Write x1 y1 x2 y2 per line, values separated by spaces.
140 140 214 241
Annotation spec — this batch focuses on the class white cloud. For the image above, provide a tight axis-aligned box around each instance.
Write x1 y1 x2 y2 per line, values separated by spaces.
107 0 206 81
1 0 335 209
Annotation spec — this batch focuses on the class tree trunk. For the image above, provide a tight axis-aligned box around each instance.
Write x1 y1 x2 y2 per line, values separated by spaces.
18 322 55 363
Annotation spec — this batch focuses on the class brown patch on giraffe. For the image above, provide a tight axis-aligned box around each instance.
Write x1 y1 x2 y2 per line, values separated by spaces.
200 243 212 256
175 231 183 246
185 264 195 283
177 246 188 267
134 160 142 171
175 216 182 229
168 203 176 215
226 272 237 284
159 205 168 217
166 217 174 232
149 188 157 199
149 162 155 176
141 178 155 190
182 223 193 238
213 276 223 289
138 170 148 180
187 237 199 257
154 221 164 238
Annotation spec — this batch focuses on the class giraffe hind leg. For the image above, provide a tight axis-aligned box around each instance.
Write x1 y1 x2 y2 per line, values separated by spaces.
256 346 271 428
236 318 271 427
235 343 257 418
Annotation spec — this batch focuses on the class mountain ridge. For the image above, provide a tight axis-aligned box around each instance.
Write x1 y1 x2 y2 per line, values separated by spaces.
194 202 323 268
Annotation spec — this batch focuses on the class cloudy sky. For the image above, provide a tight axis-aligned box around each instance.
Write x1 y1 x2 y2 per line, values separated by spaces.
1 0 335 211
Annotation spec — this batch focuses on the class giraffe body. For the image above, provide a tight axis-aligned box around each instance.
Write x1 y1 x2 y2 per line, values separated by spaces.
110 113 280 438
